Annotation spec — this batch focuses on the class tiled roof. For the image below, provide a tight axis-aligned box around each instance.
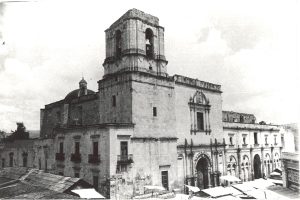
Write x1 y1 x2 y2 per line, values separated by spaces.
0 167 29 180
0 167 91 199
0 181 78 199
23 169 81 193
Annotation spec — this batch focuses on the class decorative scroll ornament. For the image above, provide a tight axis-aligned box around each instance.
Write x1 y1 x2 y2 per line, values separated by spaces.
190 90 210 105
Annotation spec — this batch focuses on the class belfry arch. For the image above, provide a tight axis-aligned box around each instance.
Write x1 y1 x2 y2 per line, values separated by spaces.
145 28 154 58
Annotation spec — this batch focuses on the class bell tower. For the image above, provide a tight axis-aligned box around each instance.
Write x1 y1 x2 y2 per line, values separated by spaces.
103 9 168 77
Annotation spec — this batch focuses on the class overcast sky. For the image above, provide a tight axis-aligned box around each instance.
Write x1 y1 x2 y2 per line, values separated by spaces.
0 0 299 131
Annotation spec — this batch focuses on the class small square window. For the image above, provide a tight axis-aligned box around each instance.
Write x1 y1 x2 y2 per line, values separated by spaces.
75 172 80 178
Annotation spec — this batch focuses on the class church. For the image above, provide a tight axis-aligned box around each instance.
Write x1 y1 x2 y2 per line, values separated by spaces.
0 9 292 198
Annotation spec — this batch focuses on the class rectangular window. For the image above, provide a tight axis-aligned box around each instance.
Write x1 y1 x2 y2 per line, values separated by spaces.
254 132 258 144
281 136 285 148
240 115 244 123
93 176 99 190
75 172 80 178
243 137 246 145
59 142 64 154
274 135 277 144
75 142 80 155
153 107 157 117
93 142 98 155
121 141 128 156
197 112 204 130
45 160 48 172
229 137 233 145
9 154 13 167
112 95 116 107
265 136 268 145
23 156 27 167
56 111 61 123
161 171 169 190
2 158 5 168
39 158 41 169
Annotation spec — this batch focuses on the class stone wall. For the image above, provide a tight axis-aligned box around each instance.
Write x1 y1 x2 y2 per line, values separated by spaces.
174 83 223 145
52 126 111 197
98 74 132 124
40 96 99 138
0 140 36 168
131 73 175 138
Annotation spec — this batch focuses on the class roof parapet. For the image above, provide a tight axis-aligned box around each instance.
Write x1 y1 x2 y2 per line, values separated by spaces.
173 74 221 92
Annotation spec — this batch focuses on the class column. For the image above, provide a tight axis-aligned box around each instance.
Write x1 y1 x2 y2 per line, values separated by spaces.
261 147 265 178
237 146 241 180
207 109 211 134
271 146 274 171
213 173 218 187
208 168 212 188
223 138 227 175
250 147 254 180
193 106 196 130
210 140 215 172
190 108 193 132
205 109 208 132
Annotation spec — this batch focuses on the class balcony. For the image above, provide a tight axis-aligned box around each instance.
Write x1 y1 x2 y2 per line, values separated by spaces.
88 154 101 164
117 154 133 164
242 144 248 148
254 143 259 147
55 153 65 161
71 153 81 163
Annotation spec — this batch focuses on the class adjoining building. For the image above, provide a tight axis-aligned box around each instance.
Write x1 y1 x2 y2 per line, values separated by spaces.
0 8 296 199
281 124 299 191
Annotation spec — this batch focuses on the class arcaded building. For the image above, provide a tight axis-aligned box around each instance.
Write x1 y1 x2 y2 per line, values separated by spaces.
0 9 294 198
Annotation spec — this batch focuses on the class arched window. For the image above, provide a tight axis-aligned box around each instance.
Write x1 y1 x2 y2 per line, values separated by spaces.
227 156 237 176
115 30 122 58
145 28 154 58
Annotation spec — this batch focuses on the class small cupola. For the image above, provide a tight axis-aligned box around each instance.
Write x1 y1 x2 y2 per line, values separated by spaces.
79 77 88 96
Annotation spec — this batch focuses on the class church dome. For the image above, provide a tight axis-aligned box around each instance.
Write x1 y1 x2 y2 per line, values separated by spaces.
64 89 95 103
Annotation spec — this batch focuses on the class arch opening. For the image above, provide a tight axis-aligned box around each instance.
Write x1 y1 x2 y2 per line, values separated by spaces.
115 30 122 58
254 154 262 179
265 153 271 177
196 156 210 189
145 28 154 58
